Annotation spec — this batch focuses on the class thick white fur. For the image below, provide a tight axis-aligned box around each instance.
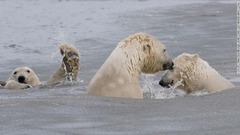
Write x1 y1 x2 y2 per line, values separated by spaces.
3 44 79 90
161 53 235 93
5 67 41 90
87 32 173 99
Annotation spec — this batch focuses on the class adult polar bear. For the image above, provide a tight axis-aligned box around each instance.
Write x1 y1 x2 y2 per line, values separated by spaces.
159 53 235 93
87 32 174 99
2 44 79 89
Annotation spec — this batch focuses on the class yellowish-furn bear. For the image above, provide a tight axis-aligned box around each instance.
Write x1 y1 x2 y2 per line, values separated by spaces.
87 32 174 99
1 44 80 90
159 53 235 93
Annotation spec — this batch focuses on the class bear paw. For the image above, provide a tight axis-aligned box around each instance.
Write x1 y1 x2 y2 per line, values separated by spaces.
22 84 32 89
0 81 6 86
59 44 80 81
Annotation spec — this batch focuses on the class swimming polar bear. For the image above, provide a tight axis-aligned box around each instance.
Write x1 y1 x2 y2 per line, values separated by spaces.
87 32 174 99
1 44 80 90
159 53 235 93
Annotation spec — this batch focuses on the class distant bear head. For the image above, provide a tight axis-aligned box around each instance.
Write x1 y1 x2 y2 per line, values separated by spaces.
159 53 199 92
119 33 173 74
8 67 41 86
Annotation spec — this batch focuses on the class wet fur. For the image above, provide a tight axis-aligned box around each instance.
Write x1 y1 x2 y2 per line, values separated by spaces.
87 32 173 99
46 44 80 85
160 53 235 93
3 44 80 90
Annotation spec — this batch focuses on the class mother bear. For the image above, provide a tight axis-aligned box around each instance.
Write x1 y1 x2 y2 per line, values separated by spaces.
87 32 174 99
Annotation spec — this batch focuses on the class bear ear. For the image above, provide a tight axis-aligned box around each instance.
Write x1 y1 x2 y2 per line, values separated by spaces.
143 44 151 53
192 54 199 61
60 47 64 55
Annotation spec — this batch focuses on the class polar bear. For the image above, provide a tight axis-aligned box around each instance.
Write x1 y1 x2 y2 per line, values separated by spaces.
87 32 174 99
1 44 80 90
159 53 235 93
5 67 42 89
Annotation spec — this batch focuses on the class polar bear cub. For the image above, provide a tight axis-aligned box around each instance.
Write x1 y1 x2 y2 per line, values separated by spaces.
1 44 80 90
5 67 41 89
87 32 174 99
159 53 235 93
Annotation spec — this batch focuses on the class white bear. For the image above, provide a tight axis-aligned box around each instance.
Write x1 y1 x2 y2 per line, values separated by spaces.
1 44 80 90
87 32 174 99
159 53 235 93
5 67 42 89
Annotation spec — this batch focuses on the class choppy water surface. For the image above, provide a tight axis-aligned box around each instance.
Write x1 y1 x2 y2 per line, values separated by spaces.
0 0 239 135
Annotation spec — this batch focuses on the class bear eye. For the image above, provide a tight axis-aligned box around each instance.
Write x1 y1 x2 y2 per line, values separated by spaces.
163 49 166 52
27 70 30 73
14 71 17 75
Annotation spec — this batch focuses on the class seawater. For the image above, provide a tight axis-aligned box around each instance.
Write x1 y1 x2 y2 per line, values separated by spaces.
0 1 238 135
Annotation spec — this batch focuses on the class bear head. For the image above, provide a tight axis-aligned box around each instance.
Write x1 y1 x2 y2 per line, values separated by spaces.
119 33 174 74
159 53 200 92
8 67 41 86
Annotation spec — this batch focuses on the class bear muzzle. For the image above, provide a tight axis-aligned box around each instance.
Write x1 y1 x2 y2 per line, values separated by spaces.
163 61 174 70
18 76 26 84
159 79 173 88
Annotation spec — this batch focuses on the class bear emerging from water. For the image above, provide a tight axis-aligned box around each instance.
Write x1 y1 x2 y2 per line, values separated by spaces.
87 32 173 99
159 53 235 93
1 44 80 90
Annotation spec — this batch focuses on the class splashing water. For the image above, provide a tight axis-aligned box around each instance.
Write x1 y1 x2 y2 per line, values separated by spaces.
47 30 70 61
61 54 75 83
155 78 187 99
166 72 186 92
53 30 68 45
141 74 156 99
141 71 212 99
141 74 187 99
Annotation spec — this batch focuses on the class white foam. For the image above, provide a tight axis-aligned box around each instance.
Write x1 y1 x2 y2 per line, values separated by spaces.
141 73 213 99
141 74 186 99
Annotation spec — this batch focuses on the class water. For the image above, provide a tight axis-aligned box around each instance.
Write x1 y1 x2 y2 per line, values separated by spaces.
0 0 239 135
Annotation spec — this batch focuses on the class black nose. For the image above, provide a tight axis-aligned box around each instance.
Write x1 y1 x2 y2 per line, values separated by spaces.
18 76 26 83
159 80 172 88
159 80 164 86
163 61 174 70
